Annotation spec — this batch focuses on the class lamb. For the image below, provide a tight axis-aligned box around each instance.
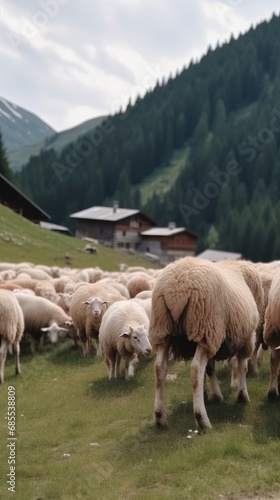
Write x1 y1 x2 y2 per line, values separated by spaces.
149 256 259 430
70 283 126 357
0 290 24 383
99 300 152 379
14 293 74 353
263 269 280 399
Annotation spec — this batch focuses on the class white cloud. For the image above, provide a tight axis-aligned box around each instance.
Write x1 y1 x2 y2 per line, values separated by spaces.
0 0 279 131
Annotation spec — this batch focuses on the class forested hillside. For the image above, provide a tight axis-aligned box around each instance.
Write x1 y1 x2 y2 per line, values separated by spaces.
16 13 280 261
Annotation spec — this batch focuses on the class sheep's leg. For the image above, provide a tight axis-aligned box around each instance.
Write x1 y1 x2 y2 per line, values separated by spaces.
236 354 250 403
206 358 223 402
124 356 134 379
14 341 21 375
267 347 280 399
154 341 170 427
257 344 264 366
0 338 8 384
107 355 115 380
114 353 121 378
95 338 102 357
230 355 239 389
78 329 89 357
247 341 261 376
30 335 36 355
38 333 44 352
191 345 212 429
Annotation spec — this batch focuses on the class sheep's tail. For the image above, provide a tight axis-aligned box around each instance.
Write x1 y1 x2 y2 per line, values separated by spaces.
165 301 197 361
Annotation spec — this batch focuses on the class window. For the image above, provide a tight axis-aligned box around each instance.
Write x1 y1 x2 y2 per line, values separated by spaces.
123 231 126 236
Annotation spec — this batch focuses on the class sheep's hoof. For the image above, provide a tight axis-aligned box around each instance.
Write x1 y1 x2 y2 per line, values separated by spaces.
195 411 212 430
237 390 249 403
267 389 278 400
155 411 168 427
212 394 223 403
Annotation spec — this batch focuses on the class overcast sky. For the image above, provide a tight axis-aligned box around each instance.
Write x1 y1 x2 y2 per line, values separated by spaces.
0 1 279 132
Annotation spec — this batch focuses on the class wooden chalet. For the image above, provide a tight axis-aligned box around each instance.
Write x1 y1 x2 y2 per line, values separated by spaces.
139 222 198 264
70 203 155 250
0 174 50 223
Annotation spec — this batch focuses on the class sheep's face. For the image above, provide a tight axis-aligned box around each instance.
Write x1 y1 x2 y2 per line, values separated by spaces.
41 321 73 344
41 322 60 344
120 325 152 356
83 297 108 317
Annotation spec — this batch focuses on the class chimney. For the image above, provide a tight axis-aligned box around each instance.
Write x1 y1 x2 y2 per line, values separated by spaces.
168 221 176 230
113 200 119 213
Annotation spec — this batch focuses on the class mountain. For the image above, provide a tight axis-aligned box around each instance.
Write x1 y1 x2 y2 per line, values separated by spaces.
16 13 280 262
8 115 107 172
0 97 55 154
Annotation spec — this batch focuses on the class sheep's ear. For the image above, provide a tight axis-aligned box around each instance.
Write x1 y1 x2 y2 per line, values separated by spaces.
102 301 109 306
119 332 130 338
41 327 50 332
276 346 280 350
82 300 91 305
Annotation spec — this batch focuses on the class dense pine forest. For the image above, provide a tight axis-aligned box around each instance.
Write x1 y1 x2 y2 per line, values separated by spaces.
10 14 280 261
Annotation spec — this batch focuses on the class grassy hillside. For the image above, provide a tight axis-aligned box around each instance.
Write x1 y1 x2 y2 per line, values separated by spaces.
139 147 189 205
9 116 106 172
0 339 280 499
0 204 157 270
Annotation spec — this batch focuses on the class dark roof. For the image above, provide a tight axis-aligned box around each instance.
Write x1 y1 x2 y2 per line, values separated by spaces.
70 205 155 225
0 174 50 221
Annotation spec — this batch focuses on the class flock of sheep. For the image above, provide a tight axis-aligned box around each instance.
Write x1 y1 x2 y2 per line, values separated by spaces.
0 256 280 430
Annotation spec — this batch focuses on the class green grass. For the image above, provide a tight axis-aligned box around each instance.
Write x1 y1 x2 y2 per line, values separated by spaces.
0 342 280 499
9 116 106 171
139 147 189 205
0 204 158 270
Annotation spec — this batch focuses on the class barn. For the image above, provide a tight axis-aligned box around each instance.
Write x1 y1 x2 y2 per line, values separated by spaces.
0 173 50 223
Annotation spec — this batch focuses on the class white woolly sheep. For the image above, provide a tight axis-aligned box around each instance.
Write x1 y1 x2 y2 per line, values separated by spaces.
14 293 74 353
263 269 280 399
131 297 152 320
0 289 24 383
99 300 151 379
99 278 131 299
15 267 51 281
70 283 126 357
135 290 152 300
215 259 266 383
34 279 57 302
126 274 152 298
149 256 259 430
